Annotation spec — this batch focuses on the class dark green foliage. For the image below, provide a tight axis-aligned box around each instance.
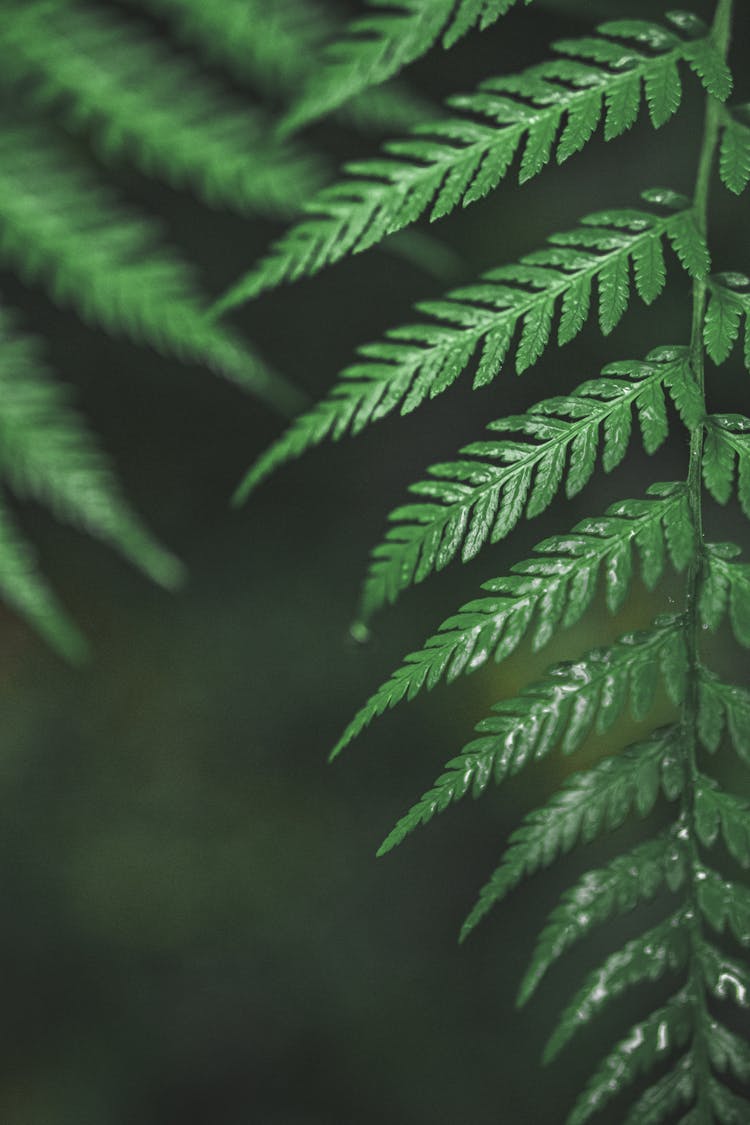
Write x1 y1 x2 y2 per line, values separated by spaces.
222 0 750 1117
140 0 432 133
279 0 533 135
215 15 726 314
359 349 695 621
6 0 747 1119
0 0 327 219
0 119 296 411
0 305 181 657
719 105 750 195
237 197 707 502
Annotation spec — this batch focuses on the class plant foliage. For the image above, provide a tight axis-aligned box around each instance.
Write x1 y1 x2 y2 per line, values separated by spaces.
227 0 750 1118
0 0 430 652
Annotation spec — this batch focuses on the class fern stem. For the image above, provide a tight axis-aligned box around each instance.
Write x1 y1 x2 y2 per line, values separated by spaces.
683 0 734 1110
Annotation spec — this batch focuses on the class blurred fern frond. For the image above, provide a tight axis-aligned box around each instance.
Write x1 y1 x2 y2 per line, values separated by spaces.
0 0 327 219
0 304 182 658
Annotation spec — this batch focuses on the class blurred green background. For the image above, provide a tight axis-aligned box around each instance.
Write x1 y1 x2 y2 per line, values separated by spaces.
1 1 749 1121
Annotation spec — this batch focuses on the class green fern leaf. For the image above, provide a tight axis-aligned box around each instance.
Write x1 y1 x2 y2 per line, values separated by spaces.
445 725 683 928
215 19 725 313
698 669 750 764
544 910 690 1062
279 0 532 136
140 0 432 134
700 542 750 647
704 273 750 369
0 493 87 661
620 1051 694 1124
0 0 326 220
708 1076 750 1123
708 1021 750 1082
694 775 750 867
0 119 302 415
719 105 750 195
336 492 689 755
518 831 686 1002
237 197 706 500
363 619 684 831
360 349 691 620
703 414 750 515
699 938 750 1009
696 863 750 945
0 305 183 594
568 993 692 1125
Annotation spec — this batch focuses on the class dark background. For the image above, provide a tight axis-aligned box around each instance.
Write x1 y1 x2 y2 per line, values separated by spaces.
1 1 749 1121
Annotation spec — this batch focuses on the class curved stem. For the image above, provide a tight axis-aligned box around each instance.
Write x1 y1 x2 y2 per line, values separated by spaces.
682 0 733 1111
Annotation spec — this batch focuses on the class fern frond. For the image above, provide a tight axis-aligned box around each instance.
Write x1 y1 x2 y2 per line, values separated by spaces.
544 909 690 1065
0 493 86 661
702 413 750 515
360 348 696 621
215 15 728 313
621 1052 694 1125
0 304 183 594
697 863 750 946
698 668 750 764
708 1020 750 1082
140 0 431 133
707 1077 750 1123
704 272 750 369
0 0 326 220
335 490 690 756
700 542 750 647
695 775 750 867
446 725 683 929
567 992 692 1125
699 939 750 1010
280 0 533 135
0 119 302 415
356 613 684 806
518 830 686 1002
719 104 750 195
237 194 707 500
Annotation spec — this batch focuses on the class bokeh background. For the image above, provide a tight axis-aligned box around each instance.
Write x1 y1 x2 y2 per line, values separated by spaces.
1 0 750 1121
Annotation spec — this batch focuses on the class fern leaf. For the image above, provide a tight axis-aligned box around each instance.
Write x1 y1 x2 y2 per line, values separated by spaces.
0 0 326 220
0 305 183 593
703 413 750 515
360 348 691 620
708 1076 750 1124
700 543 750 648
365 620 685 836
719 105 750 195
0 493 87 661
237 196 706 500
568 992 692 1125
140 0 431 133
697 864 750 946
698 669 750 764
518 830 686 1003
620 1051 694 1125
215 15 726 312
699 939 750 1010
334 491 689 756
448 726 683 932
704 273 750 369
708 1020 750 1082
280 0 533 136
0 119 302 415
695 776 750 868
544 910 690 1062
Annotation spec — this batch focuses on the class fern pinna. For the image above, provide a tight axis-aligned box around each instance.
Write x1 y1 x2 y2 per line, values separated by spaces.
225 2 750 1120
